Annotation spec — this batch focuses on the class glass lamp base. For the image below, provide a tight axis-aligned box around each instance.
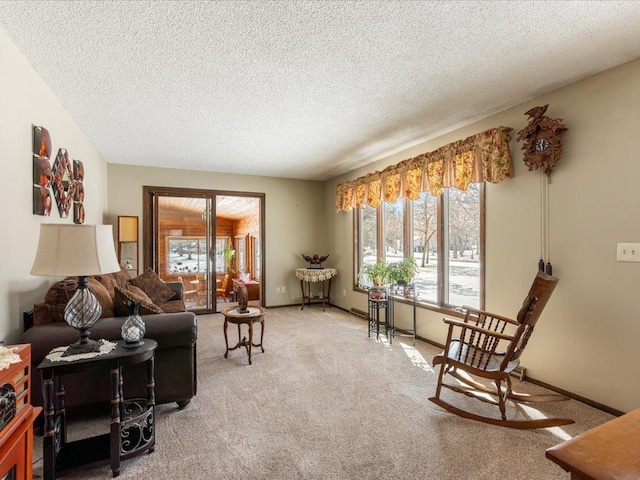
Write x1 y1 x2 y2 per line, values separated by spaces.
62 337 101 357
122 340 145 349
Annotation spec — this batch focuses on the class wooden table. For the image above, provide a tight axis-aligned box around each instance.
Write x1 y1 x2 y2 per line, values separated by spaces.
295 268 337 311
38 340 157 478
546 408 640 479
222 306 266 365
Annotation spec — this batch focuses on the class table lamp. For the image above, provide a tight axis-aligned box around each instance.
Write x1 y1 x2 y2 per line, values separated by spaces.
31 224 121 356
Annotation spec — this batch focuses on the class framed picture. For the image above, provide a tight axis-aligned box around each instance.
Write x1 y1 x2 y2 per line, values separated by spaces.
52 149 74 218
33 185 52 216
32 126 53 215
33 154 52 187
73 159 84 182
74 202 85 224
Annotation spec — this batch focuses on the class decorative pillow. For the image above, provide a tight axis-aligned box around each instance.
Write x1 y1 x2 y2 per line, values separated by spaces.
129 268 176 306
113 285 164 317
92 273 119 297
33 302 53 326
87 277 115 318
38 277 114 323
42 278 77 323
111 266 133 289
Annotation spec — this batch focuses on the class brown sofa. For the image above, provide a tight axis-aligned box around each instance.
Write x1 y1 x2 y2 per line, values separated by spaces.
21 269 197 414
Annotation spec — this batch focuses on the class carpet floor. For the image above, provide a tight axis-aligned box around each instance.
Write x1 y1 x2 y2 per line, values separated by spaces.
32 306 614 479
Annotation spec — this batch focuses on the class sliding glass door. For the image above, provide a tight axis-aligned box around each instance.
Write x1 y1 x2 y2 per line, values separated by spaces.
157 196 213 311
143 186 264 313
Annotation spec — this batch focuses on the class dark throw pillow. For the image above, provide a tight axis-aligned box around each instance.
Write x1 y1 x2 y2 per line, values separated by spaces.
111 266 133 289
38 277 114 324
113 285 164 317
129 268 176 306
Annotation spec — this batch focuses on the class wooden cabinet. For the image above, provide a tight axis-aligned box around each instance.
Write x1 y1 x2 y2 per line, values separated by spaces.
0 344 41 480
232 279 260 301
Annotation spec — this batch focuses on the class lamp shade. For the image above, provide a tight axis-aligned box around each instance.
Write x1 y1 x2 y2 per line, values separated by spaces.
31 224 121 277
118 216 138 243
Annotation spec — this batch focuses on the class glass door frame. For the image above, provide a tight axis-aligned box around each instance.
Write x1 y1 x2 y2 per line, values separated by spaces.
142 186 265 313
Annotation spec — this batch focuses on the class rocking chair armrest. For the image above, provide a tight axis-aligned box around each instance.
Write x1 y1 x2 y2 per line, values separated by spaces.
461 306 519 326
442 317 515 341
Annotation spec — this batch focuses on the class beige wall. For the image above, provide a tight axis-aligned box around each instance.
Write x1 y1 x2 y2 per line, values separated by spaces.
107 164 325 307
325 58 640 413
0 28 108 342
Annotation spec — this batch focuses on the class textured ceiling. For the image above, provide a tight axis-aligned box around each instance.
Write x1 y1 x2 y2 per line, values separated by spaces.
1 1 640 181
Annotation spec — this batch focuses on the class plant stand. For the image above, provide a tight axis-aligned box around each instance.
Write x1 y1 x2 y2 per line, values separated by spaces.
389 283 416 345
367 287 389 341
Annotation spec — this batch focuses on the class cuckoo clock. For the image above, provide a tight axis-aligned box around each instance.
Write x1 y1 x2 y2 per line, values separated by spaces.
516 104 567 179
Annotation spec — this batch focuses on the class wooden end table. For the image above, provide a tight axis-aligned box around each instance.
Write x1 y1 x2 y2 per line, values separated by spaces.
294 268 337 311
222 306 266 365
546 408 640 479
38 339 157 479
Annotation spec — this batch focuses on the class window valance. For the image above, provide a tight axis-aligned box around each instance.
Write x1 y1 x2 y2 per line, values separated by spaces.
335 126 513 212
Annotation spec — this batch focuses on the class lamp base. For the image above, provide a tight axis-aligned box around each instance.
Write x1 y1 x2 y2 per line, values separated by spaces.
61 338 102 357
122 340 145 349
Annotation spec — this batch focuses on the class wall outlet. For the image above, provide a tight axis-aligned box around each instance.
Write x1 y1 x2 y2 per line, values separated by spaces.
617 243 640 262
281 286 286 294
276 287 281 294
343 289 347 296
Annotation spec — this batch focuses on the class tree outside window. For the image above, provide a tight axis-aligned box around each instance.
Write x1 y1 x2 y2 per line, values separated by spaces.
355 184 483 310
168 237 208 274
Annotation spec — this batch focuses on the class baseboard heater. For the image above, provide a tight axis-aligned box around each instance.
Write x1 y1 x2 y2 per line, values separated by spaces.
510 366 526 382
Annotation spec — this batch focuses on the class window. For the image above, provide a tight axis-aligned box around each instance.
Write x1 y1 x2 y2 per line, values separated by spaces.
168 237 209 274
411 192 438 303
236 236 246 274
383 198 404 262
215 237 227 273
358 204 378 267
355 184 483 310
445 184 481 307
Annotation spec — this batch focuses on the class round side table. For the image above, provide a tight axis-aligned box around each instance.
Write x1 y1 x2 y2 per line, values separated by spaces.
221 306 266 365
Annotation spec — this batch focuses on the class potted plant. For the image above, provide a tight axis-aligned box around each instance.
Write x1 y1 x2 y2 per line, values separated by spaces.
222 245 235 277
389 257 418 285
388 257 418 298
359 262 391 299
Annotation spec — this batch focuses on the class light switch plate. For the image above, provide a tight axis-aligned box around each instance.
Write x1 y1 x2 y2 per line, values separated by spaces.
616 243 640 262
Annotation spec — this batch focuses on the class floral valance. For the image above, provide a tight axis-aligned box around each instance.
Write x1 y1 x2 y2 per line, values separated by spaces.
335 126 514 212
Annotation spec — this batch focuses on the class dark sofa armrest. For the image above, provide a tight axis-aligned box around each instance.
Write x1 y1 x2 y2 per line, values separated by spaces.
166 281 183 300
23 310 34 331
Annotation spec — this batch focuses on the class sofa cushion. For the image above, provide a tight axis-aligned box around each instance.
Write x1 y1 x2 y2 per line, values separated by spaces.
22 312 197 358
92 273 118 297
159 298 186 313
113 285 164 316
87 277 115 318
40 279 75 324
33 302 53 326
35 277 114 324
112 266 133 289
129 268 176 306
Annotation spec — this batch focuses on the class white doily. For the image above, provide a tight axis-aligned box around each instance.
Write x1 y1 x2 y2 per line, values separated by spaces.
45 339 118 362
0 346 21 370
295 268 338 282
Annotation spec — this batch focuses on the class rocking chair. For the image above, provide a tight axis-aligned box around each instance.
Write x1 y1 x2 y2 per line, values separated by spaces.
430 271 573 429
